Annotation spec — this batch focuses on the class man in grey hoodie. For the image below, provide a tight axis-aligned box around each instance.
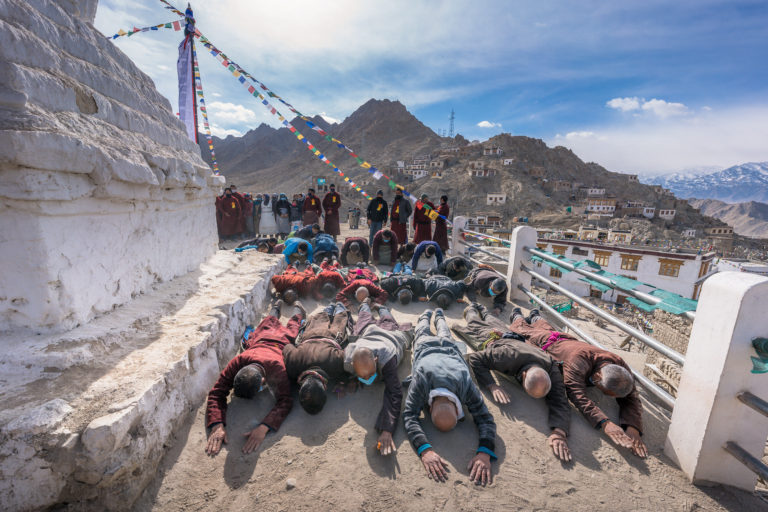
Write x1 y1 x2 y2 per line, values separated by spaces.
403 308 497 485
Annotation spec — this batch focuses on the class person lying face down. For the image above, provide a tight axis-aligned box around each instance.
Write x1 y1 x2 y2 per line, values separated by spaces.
344 299 413 456
424 274 468 310
204 298 304 457
509 307 647 458
427 256 473 281
410 241 444 273
335 279 389 308
379 274 426 305
282 238 313 265
454 303 572 462
283 302 352 415
464 268 508 315
340 237 370 266
372 229 399 266
403 308 497 486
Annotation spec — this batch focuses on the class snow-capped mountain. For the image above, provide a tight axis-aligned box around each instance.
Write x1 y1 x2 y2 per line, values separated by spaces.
647 162 768 203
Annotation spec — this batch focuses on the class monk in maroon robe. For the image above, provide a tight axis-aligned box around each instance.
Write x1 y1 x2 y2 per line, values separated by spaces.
390 189 412 244
412 193 434 244
217 188 242 238
322 184 341 240
432 195 450 252
230 185 247 235
302 188 322 226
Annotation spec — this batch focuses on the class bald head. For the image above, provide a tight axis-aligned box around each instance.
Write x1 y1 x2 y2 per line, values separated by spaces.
522 366 551 399
351 347 376 379
430 397 458 432
355 286 369 303
283 288 298 305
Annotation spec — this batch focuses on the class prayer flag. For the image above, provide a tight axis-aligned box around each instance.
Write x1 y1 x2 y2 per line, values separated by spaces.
428 210 439 221
373 171 383 180
388 180 396 190
173 21 181 31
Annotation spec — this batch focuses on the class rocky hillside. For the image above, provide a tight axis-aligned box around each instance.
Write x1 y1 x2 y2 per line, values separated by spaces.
649 162 768 203
689 198 768 238
200 99 727 236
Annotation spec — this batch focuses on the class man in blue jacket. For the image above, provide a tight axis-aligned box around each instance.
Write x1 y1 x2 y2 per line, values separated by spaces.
403 308 497 485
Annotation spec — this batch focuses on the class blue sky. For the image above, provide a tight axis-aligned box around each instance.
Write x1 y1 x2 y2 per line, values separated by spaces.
95 0 768 175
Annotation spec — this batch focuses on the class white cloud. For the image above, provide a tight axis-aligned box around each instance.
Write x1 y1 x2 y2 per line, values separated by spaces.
206 101 259 124
212 92 222 97
477 120 502 128
550 105 768 174
210 123 243 138
565 131 595 139
641 98 688 118
318 112 341 124
606 97 641 112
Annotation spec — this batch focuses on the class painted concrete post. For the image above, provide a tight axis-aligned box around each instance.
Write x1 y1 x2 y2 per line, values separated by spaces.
506 226 537 303
665 271 768 491
451 216 468 257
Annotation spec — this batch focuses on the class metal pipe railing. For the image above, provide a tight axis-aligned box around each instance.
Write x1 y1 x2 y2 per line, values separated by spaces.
723 441 768 480
461 228 511 246
737 391 768 418
526 246 696 321
522 265 686 366
458 240 508 263
521 286 676 409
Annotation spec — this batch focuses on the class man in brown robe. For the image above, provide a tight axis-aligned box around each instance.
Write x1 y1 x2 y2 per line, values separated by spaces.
302 188 323 226
322 184 341 241
216 187 242 239
510 308 647 458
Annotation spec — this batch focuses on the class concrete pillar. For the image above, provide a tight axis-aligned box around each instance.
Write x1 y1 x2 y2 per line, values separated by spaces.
451 216 468 257
665 271 768 491
506 226 537 303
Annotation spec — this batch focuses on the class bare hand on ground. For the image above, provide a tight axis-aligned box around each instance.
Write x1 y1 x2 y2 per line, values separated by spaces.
488 383 511 404
377 430 396 456
421 449 449 482
548 428 572 462
603 421 634 450
242 424 269 454
625 426 648 458
467 452 492 486
205 424 227 456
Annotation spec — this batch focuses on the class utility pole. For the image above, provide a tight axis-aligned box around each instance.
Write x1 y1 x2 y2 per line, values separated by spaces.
449 109 455 138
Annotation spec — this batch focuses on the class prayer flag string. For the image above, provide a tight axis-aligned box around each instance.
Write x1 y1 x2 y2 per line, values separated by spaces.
104 20 181 39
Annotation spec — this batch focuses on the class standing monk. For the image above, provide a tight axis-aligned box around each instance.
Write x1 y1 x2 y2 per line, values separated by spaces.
322 183 342 241
217 187 242 239
230 185 247 237
390 188 412 245
413 193 435 244
302 188 322 226
432 195 450 253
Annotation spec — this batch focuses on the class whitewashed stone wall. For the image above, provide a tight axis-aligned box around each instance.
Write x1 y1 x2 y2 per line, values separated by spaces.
0 0 221 331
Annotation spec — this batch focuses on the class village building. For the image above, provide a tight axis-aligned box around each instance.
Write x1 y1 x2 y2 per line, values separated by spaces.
658 208 677 220
468 168 497 178
547 179 572 192
429 158 449 169
608 229 632 244
642 206 656 219
412 154 431 166
468 160 485 169
486 193 507 205
528 166 546 177
627 174 639 182
503 158 515 165
483 146 503 156
472 213 503 227
704 226 734 251
430 170 444 179
458 144 481 157
586 186 605 196
586 197 617 216
682 228 697 238
535 239 716 300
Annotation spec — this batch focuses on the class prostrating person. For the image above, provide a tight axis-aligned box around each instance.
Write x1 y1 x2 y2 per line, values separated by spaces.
410 240 444 273
340 237 370 266
464 268 508 315
371 229 399 266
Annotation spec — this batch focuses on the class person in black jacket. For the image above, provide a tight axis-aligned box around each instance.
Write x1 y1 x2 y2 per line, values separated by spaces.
366 190 389 247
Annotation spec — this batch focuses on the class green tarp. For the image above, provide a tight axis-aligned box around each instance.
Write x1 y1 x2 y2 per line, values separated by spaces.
578 277 612 293
650 289 698 315
626 296 657 312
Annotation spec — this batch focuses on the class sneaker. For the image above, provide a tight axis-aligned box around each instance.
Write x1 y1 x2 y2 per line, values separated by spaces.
433 307 446 328
526 309 541 324
462 303 478 321
418 309 433 326
475 303 489 320
324 302 336 317
269 298 284 318
292 300 307 319
509 307 523 323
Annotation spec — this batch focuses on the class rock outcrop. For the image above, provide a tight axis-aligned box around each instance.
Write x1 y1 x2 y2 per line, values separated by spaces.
0 0 221 332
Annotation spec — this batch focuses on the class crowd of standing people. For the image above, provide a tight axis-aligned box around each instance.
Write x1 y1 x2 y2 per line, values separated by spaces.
215 183 452 252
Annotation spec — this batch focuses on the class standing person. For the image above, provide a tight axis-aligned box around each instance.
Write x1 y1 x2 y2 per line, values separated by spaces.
413 194 435 244
230 185 247 237
353 206 362 229
290 195 301 224
217 187 242 239
252 194 262 236
259 194 278 236
390 188 412 245
215 192 224 238
367 190 389 247
432 195 450 253
302 188 322 226
322 184 342 241
274 193 292 238
243 193 255 237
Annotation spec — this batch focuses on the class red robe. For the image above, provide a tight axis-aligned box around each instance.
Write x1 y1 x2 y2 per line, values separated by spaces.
335 279 389 307
232 192 247 234
432 203 450 252
217 195 242 236
271 266 316 297
302 194 322 225
215 195 223 236
390 197 408 243
412 201 435 244
322 192 341 236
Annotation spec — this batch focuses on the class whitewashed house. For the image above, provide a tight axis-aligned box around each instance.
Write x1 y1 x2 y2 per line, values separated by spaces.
486 193 507 205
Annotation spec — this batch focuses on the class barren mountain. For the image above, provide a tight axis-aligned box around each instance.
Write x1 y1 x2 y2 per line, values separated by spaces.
649 162 768 203
689 198 768 238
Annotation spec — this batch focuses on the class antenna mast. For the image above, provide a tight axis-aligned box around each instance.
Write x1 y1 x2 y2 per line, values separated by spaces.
448 108 455 138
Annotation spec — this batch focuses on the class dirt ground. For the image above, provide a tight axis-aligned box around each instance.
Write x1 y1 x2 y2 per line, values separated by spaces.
136 224 765 512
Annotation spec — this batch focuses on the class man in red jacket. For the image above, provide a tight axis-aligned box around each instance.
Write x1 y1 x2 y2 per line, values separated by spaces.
204 299 304 456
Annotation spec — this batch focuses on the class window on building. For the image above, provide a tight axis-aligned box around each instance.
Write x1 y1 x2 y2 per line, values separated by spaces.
549 267 562 278
552 245 567 256
659 259 683 277
620 254 641 271
698 261 711 278
572 247 589 256
593 251 611 266
536 243 547 250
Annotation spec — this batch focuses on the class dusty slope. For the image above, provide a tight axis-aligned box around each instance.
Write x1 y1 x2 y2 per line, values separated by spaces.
690 198 768 239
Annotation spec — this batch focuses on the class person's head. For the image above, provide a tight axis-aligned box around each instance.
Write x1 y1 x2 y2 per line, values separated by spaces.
232 364 265 399
280 193 287 200
267 238 278 247
451 259 467 272
397 288 413 305
355 286 369 303
521 365 552 399
425 245 436 258
395 188 403 198
308 188 315 196
330 184 336 191
488 278 507 297
231 185 238 192
297 368 329 414
351 347 378 384
435 292 452 310
257 242 270 253
312 223 321 234
320 282 338 299
403 242 416 258
297 242 309 256
382 229 393 243
224 187 232 197
421 193 428 201
440 195 448 204
283 288 298 305
349 241 360 254
591 364 634 398
430 396 458 432
377 189 383 198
